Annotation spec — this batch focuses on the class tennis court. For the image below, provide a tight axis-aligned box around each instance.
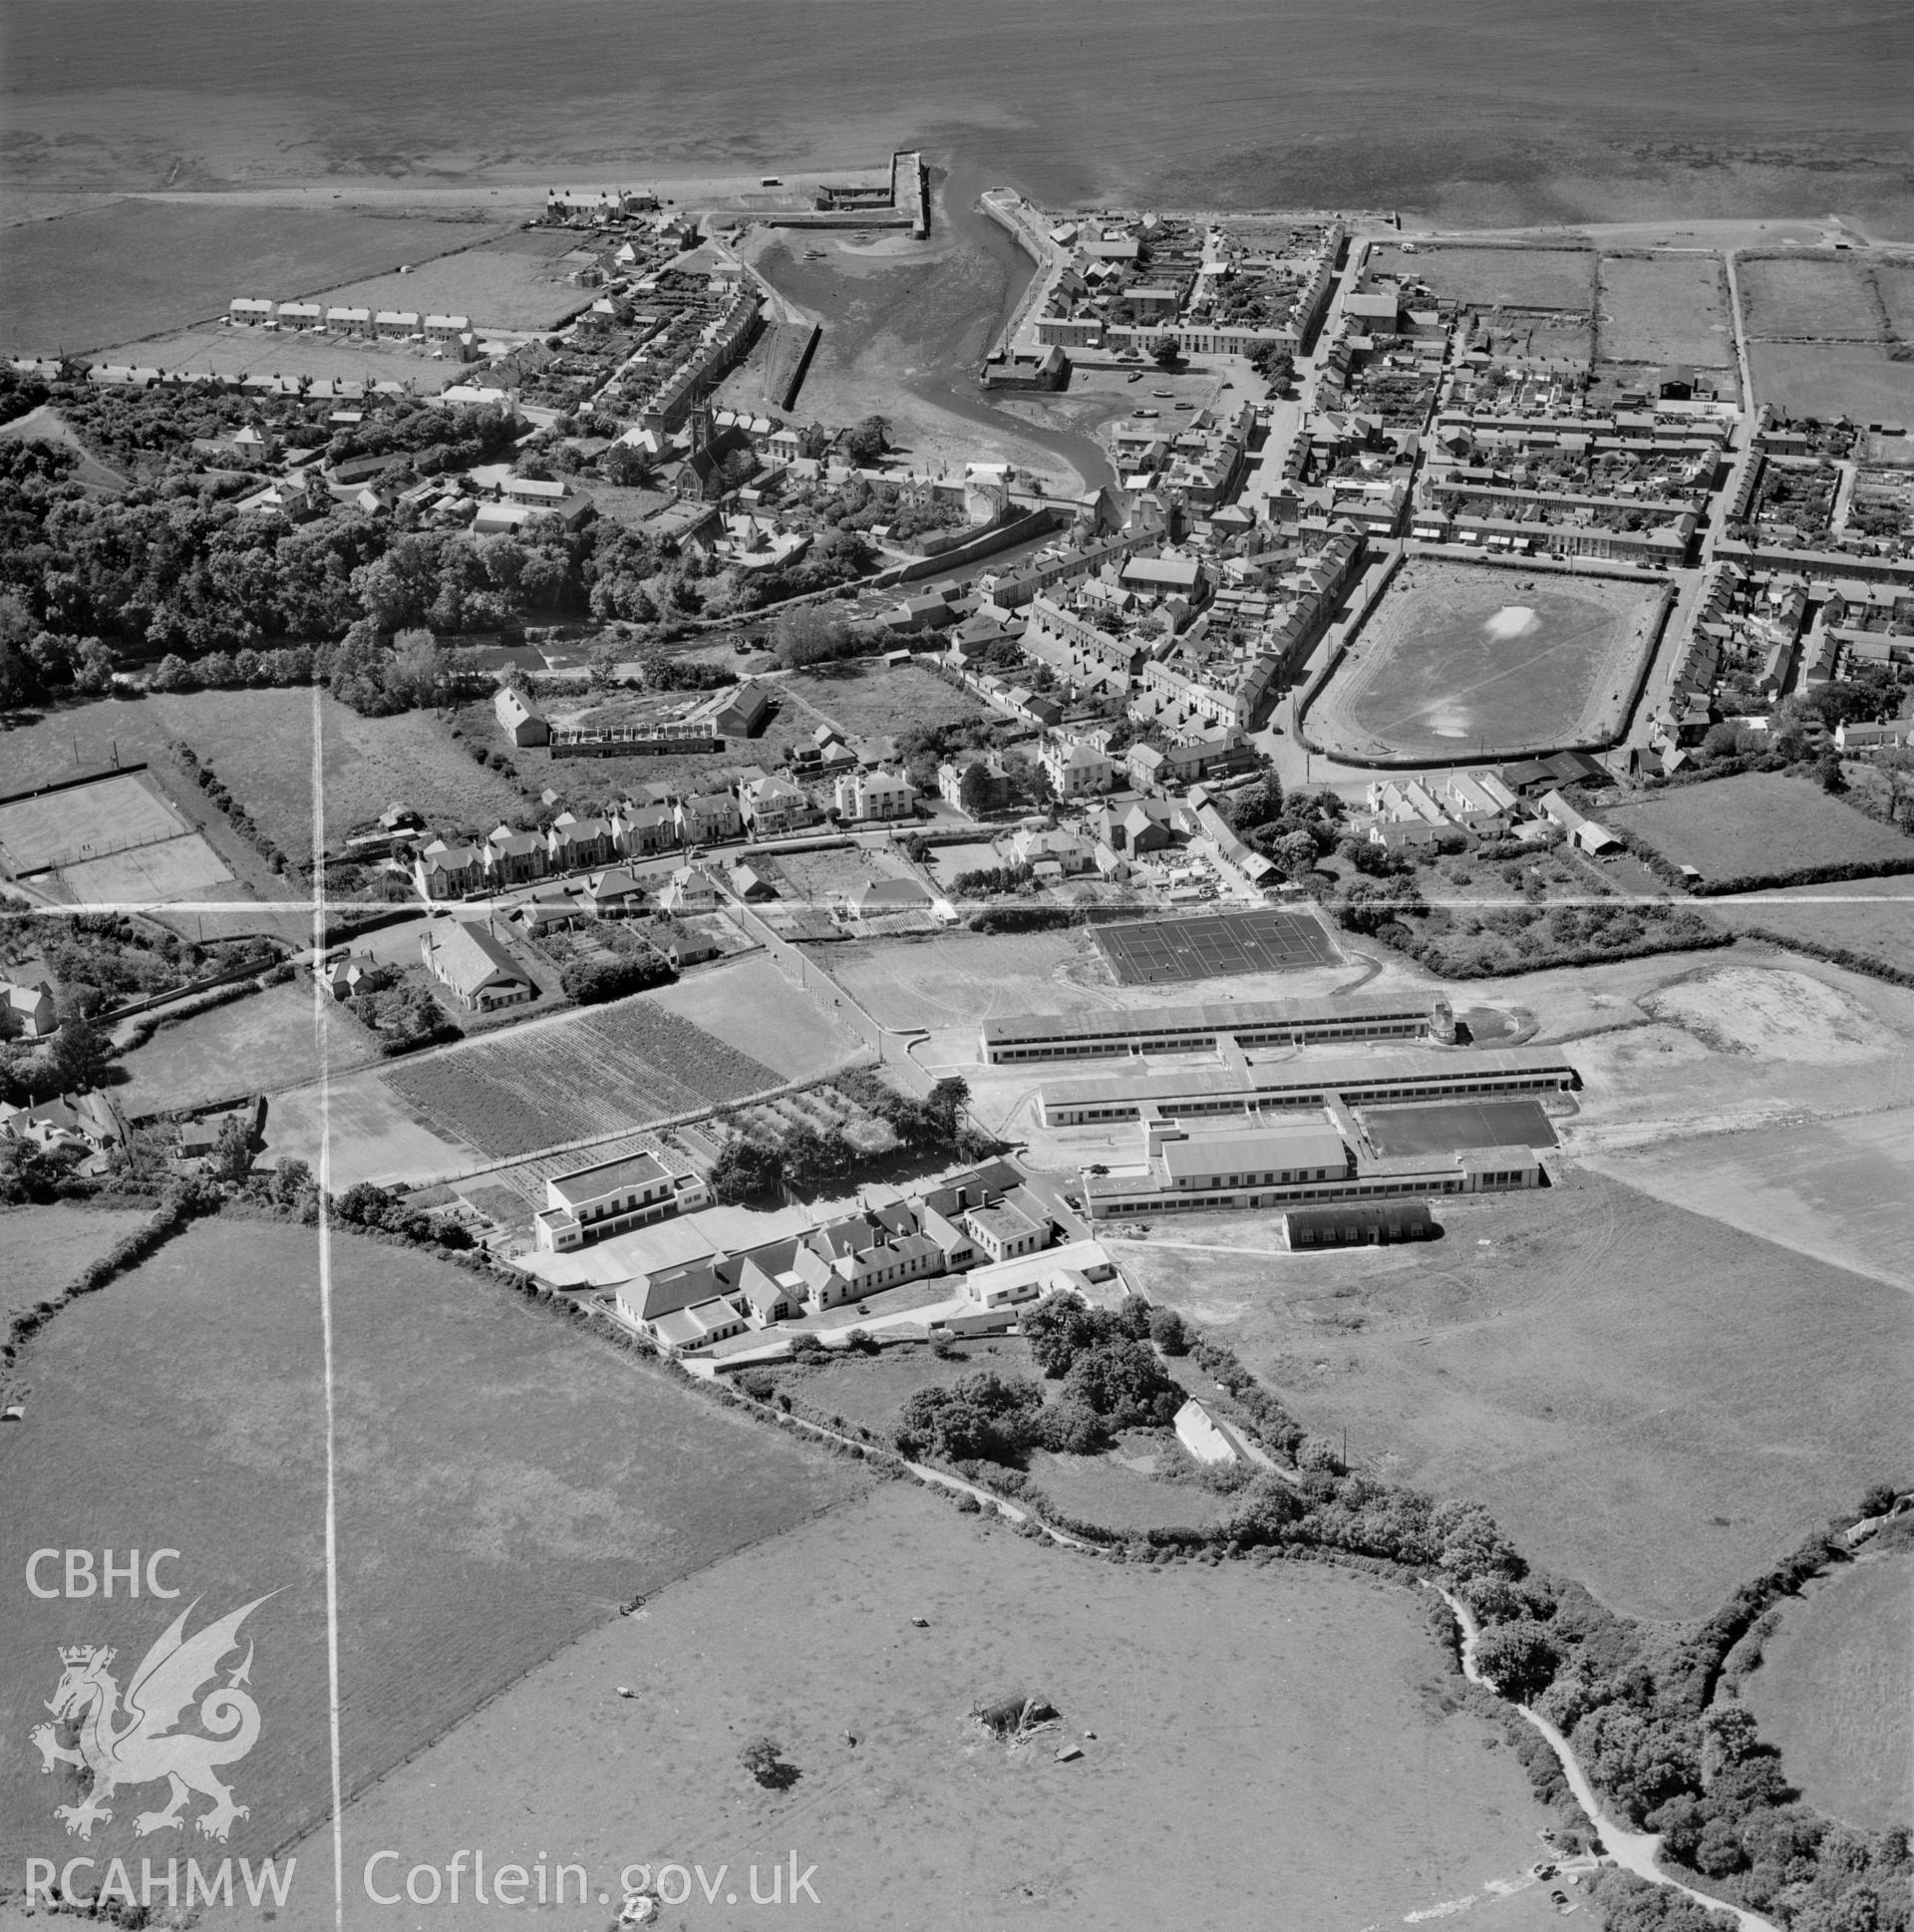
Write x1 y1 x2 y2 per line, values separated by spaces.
0 770 187 872
1361 1098 1558 1156
1095 909 1339 985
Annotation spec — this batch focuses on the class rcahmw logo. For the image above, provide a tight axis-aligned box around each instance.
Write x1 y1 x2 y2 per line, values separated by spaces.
21 1550 290 1912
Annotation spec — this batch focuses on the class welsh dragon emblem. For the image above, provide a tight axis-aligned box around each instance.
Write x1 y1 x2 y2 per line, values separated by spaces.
31 1596 270 1842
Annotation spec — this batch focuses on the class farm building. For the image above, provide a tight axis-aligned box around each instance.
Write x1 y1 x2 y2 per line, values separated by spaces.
1174 1398 1265 1465
420 920 535 1011
1280 1201 1436 1248
495 688 550 747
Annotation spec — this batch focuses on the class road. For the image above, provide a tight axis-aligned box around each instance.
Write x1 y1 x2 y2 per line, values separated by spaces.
1436 1585 1780 1932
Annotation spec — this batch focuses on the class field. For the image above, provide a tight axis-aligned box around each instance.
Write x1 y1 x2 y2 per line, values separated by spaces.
1095 908 1340 984
1114 1166 1911 1622
240 1479 1571 1932
822 927 1107 1028
1747 341 1914 424
262 1067 476 1190
0 200 516 357
1360 1097 1557 1156
1737 257 1886 340
306 227 593 333
644 952 867 1082
1024 1448 1236 1533
0 692 528 859
767 1335 1043 1440
0 1217 865 1871
1308 561 1664 764
382 997 783 1157
1367 243 1595 311
115 980 381 1114
1742 1545 1913 1834
1716 874 1914 978
0 1201 151 1324
782 659 991 743
112 321 476 391
1603 773 1914 885
1597 254 1735 366
1877 265 1914 339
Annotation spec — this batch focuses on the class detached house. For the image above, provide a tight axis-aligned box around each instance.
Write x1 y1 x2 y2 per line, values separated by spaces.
420 921 535 1011
1 979 57 1040
741 774 823 837
1040 734 1116 799
833 769 916 822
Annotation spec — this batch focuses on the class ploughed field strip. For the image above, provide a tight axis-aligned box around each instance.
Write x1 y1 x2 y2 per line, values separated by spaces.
1095 909 1339 985
381 1002 781 1157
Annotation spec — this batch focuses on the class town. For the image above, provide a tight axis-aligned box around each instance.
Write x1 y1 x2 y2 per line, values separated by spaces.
3 156 1910 1932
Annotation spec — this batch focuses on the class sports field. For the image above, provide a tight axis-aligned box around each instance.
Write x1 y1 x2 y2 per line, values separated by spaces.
0 767 234 904
1361 1097 1557 1156
1597 253 1736 367
1095 909 1339 984
0 1217 865 1870
0 770 184 871
1307 561 1666 764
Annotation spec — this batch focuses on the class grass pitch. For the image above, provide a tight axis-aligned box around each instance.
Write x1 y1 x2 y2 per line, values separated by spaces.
1308 561 1664 764
1095 908 1339 985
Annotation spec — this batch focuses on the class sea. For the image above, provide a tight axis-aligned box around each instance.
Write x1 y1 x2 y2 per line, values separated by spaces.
4 0 1913 231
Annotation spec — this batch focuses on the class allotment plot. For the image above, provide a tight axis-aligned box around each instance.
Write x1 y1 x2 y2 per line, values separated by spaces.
1095 909 1339 985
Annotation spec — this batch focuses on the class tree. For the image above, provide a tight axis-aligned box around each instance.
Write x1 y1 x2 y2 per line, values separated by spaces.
1472 1619 1560 1703
208 1114 256 1184
45 1010 110 1093
771 605 854 668
1277 828 1318 876
1146 1306 1192 1355
1151 335 1181 369
739 1737 796 1789
269 1156 313 1209
958 761 997 814
841 415 890 466
1819 750 1848 794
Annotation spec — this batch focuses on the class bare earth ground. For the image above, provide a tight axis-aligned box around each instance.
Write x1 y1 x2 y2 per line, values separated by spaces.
1740 1543 1914 1834
642 954 869 1083
1115 1167 1910 1625
0 1200 150 1323
230 1481 1569 1932
264 1070 473 1189
0 1218 865 1872
780 660 989 742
